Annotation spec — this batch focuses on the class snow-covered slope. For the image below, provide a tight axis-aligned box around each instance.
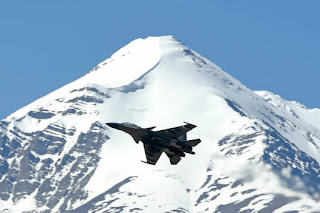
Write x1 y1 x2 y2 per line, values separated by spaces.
1 36 320 212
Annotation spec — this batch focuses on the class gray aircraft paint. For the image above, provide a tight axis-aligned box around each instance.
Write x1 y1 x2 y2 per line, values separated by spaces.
106 122 201 165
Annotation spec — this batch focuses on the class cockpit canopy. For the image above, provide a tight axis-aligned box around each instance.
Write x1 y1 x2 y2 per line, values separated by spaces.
122 122 141 129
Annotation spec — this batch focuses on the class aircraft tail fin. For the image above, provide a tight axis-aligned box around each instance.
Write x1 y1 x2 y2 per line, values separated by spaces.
178 133 187 142
184 139 201 147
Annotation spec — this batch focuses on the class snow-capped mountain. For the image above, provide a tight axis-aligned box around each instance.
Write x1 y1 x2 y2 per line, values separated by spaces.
1 35 320 212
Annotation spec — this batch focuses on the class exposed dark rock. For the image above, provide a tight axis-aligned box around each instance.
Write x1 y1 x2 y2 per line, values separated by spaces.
67 96 104 104
28 109 55 119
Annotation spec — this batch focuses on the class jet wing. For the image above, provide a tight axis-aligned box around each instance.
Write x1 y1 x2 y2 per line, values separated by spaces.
143 144 163 165
156 122 196 139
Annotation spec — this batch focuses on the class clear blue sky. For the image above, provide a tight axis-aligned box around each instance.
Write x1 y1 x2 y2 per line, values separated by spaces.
1 1 320 120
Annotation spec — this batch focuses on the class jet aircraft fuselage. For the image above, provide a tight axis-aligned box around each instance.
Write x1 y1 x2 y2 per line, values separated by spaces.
106 122 201 165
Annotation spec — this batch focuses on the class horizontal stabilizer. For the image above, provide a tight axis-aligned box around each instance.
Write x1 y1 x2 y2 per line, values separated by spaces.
169 155 181 165
165 152 181 165
184 139 201 147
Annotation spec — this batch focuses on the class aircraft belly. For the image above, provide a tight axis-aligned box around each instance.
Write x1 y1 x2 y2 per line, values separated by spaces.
107 122 201 165
163 148 175 155
148 136 182 149
169 141 182 149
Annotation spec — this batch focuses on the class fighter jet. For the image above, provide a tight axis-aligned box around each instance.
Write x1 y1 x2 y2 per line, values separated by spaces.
106 122 201 165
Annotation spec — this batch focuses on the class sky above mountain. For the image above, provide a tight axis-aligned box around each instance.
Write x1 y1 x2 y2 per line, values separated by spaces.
1 0 320 120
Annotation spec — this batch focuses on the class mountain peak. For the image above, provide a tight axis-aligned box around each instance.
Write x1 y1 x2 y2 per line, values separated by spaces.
77 35 190 89
2 36 320 212
5 35 218 121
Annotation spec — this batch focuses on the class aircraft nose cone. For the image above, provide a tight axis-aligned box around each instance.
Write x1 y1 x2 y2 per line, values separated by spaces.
106 123 119 129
